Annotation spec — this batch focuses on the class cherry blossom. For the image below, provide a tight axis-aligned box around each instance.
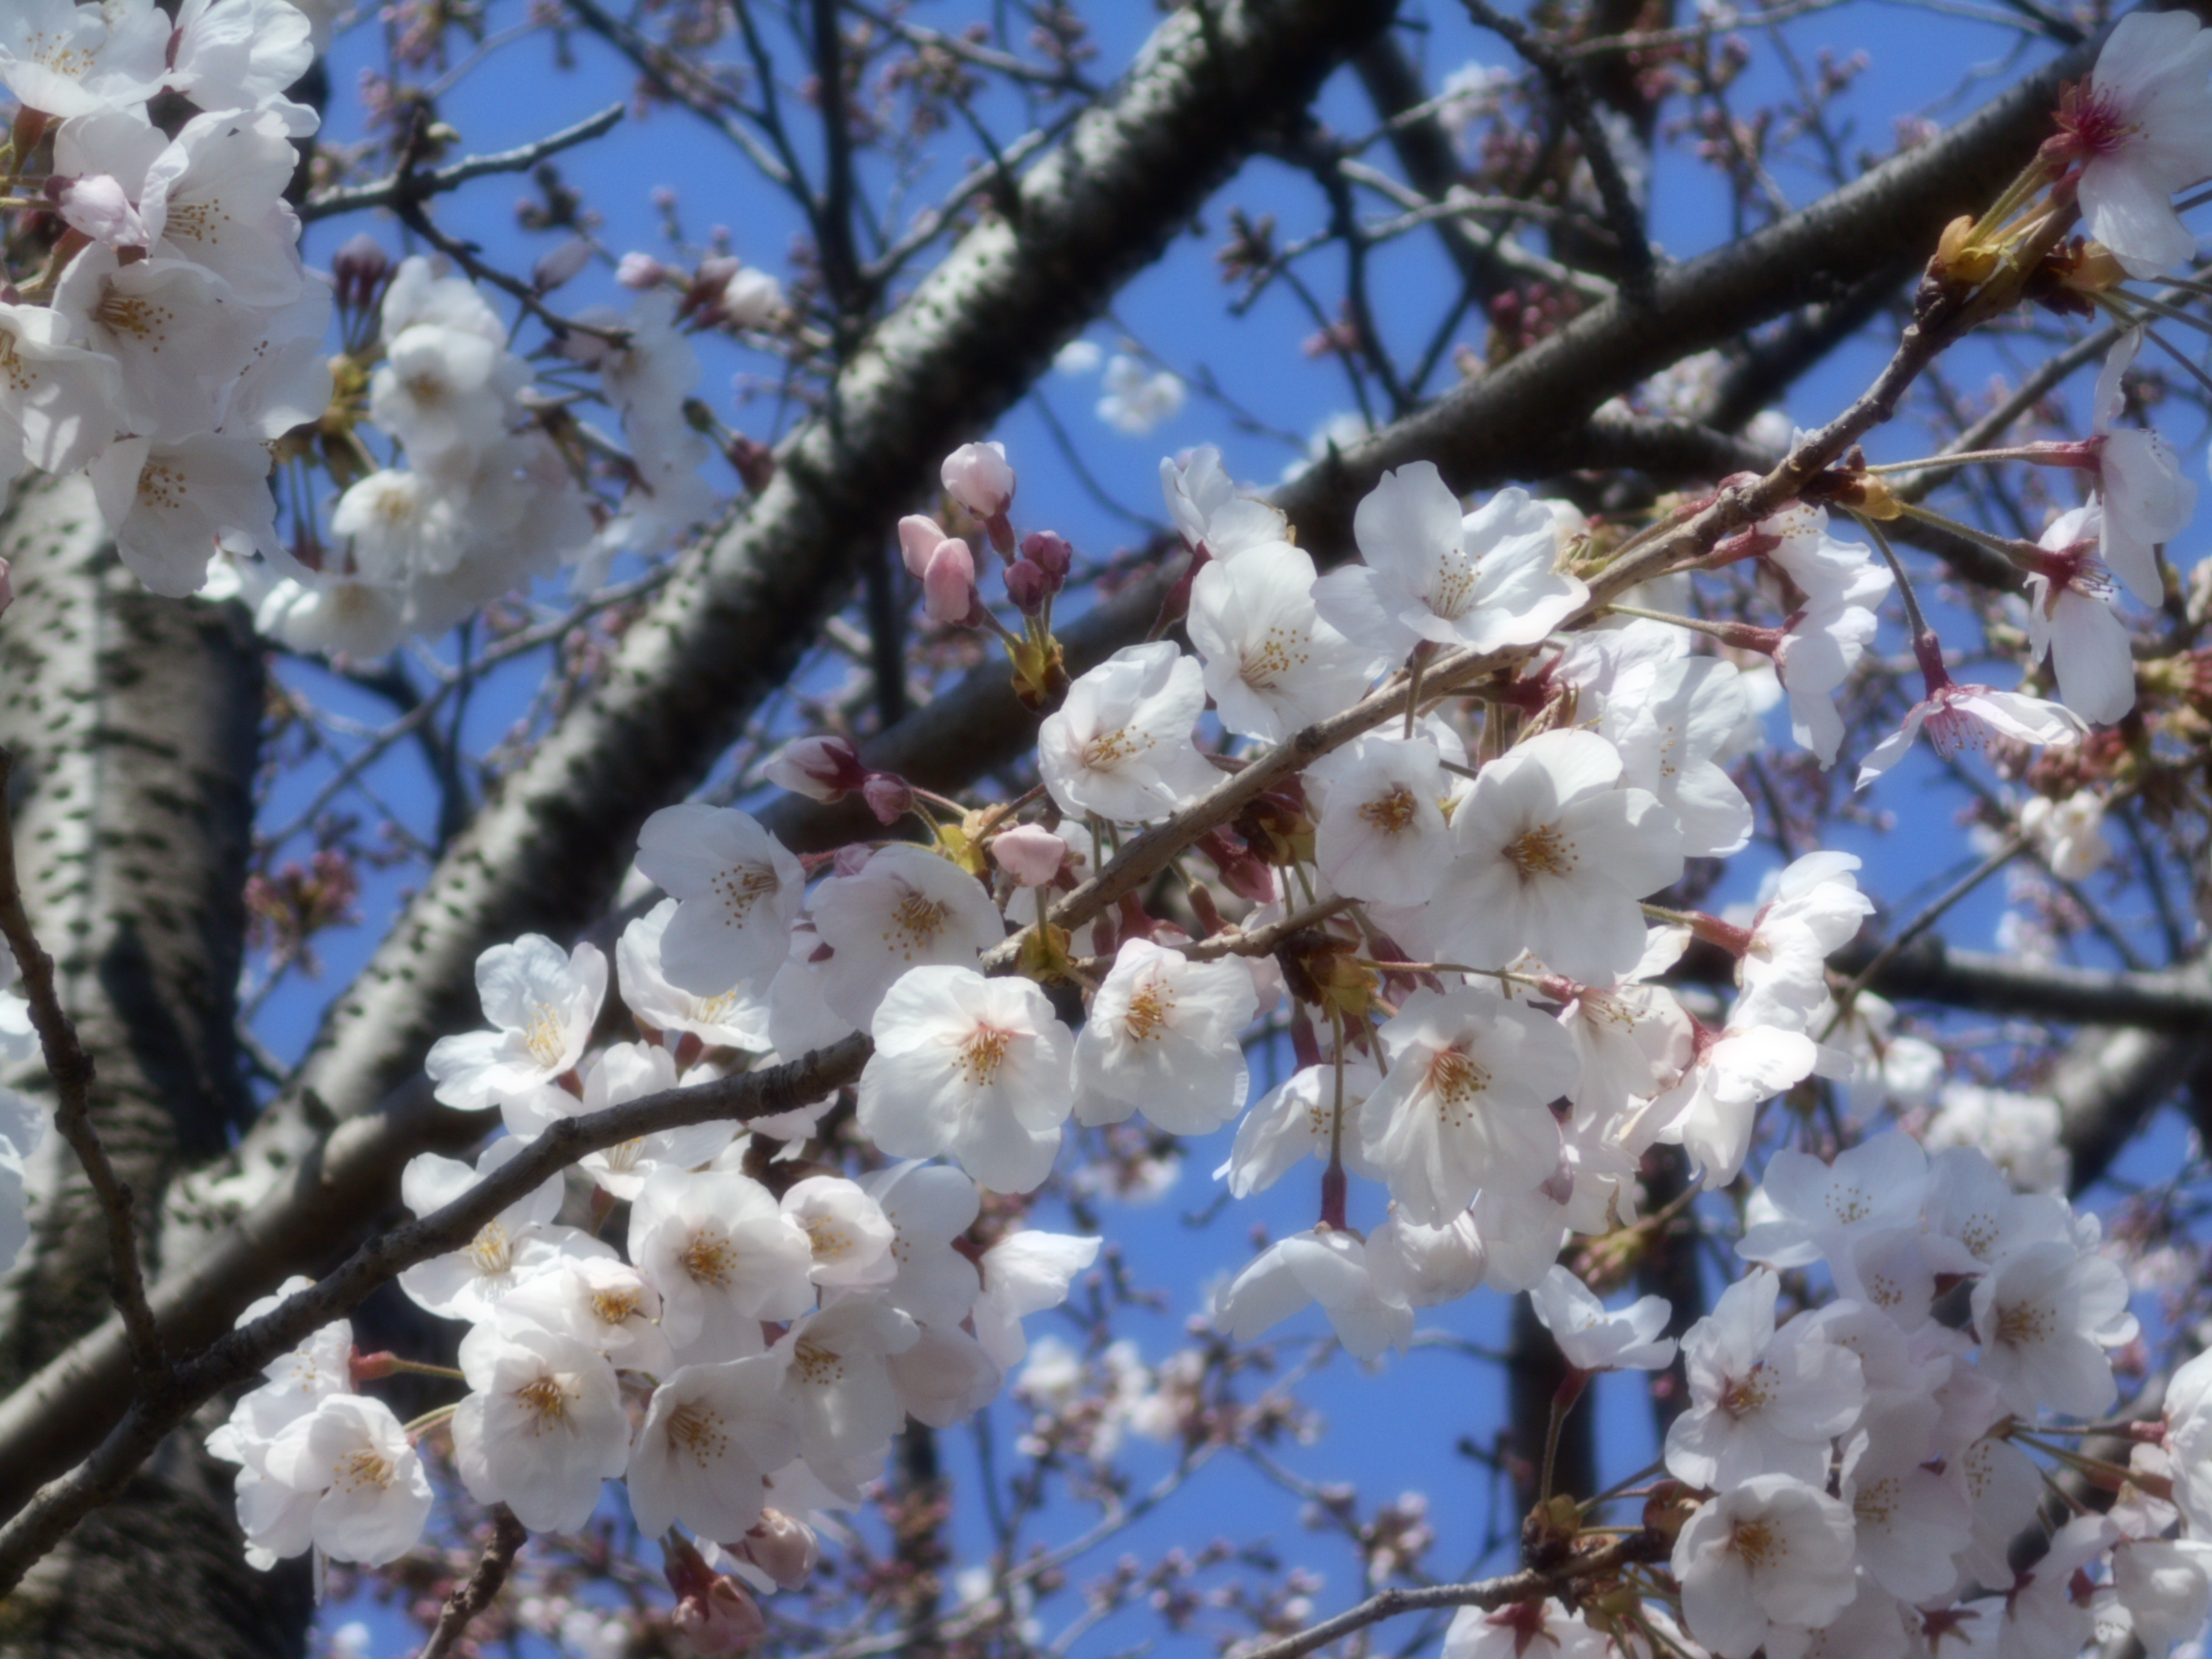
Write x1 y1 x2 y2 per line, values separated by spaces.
0 0 168 119
1443 1600 1609 1659
616 899 775 1053
1366 1209 1488 1309
1215 1227 1413 1361
2023 506 2136 725
0 301 124 479
971 1230 1101 1371
451 1316 632 1533
780 1175 897 1289
2090 330 2194 602
1529 1265 1677 1372
2048 10 2212 276
397 1138 606 1322
809 843 1005 1027
1638 1014 1818 1186
425 935 607 1110
1311 464 1587 666
863 1160 984 1327
1218 1056 1385 1198
628 1167 815 1361
1037 641 1219 823
1071 938 1255 1134
629 1353 800 1541
1185 540 1375 741
1359 986 1578 1225
1306 735 1453 908
635 803 808 993
1432 729 1685 984
1664 1269 1865 1490
774 1295 920 1469
261 1394 435 1567
857 965 1075 1193
1672 1474 1859 1659
87 433 281 597
1600 655 1754 857
1970 1236 2137 1416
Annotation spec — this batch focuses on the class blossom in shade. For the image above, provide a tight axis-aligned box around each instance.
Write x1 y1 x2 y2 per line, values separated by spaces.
0 302 124 480
774 1294 920 1469
1664 1270 1865 1490
1969 1236 2136 1417
87 433 282 598
1366 1210 1487 1309
863 1160 984 1327
262 1394 434 1566
780 1175 897 1289
857 965 1075 1193
1672 1474 1860 1659
397 1137 609 1321
809 843 1005 1028
1443 1600 1610 1659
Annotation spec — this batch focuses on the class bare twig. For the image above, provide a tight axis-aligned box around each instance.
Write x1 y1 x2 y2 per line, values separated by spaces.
0 750 164 1392
419 1506 528 1659
1460 0 1658 304
389 196 630 344
301 104 625 223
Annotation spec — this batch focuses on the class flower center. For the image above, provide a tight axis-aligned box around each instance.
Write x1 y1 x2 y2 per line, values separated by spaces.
1239 626 1304 689
1718 1361 1775 1419
135 460 187 514
1729 1517 1781 1570
791 1338 844 1386
1503 822 1574 879
94 285 175 348
522 1000 566 1068
1426 1047 1490 1126
805 1215 854 1261
1995 1299 2054 1349
591 1285 644 1325
1357 785 1419 837
681 1226 737 1289
957 1024 1014 1086
467 1219 513 1276
1081 725 1152 771
1425 550 1478 620
1123 981 1175 1043
888 891 950 956
515 1375 572 1434
667 1403 730 1466
333 1447 394 1492
713 864 781 925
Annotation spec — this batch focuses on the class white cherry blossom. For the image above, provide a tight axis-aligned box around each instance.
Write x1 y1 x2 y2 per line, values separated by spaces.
971 1230 1101 1371
1037 642 1219 823
809 843 1005 1027
167 0 319 127
1431 730 1684 984
1530 1265 1677 1372
1359 987 1578 1226
2092 330 2194 602
1672 1473 1859 1659
628 1353 800 1541
396 1137 606 1322
635 803 808 993
0 0 167 119
1218 1057 1384 1198
0 301 124 478
138 108 305 305
863 1160 983 1327
262 1394 434 1567
1215 1227 1413 1361
1306 735 1453 908
1775 558 1889 769
1665 1270 1865 1490
1600 655 1754 858
1366 1209 1487 1309
617 899 774 1052
857 965 1074 1194
1640 1017 1818 1184
53 245 254 439
774 1294 920 1469
1185 541 1375 740
628 1167 815 1362
2054 10 2212 276
452 1317 632 1533
1838 1399 1973 1602
1311 465 1587 666
1856 643 2088 788
426 934 606 1110
1072 939 1255 1134
2024 506 2135 725
497 1255 674 1376
1443 1600 1609 1659
88 433 280 597
1739 1131 1929 1269
780 1175 897 1289
1970 1237 2136 1417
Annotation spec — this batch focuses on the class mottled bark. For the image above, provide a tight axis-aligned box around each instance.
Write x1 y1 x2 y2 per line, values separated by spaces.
0 476 299 1659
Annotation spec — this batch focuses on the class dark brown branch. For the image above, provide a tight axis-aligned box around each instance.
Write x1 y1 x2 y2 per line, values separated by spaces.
420 1506 528 1659
300 104 625 223
0 749 164 1392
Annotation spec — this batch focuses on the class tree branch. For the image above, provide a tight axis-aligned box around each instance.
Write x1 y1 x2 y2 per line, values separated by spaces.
419 1506 528 1659
299 103 625 223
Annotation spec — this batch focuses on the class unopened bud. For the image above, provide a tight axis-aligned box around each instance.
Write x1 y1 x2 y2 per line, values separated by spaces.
1019 531 1073 578
898 514 948 579
860 772 914 825
942 441 1014 521
765 734 868 801
723 433 776 494
533 236 594 293
47 173 147 249
616 250 668 289
922 537 979 626
991 823 1067 887
1004 558 1051 615
731 1509 819 1591
332 233 390 310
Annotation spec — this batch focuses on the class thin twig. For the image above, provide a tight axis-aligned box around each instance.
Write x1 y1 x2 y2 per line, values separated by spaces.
390 196 630 344
419 1506 528 1659
301 104 625 223
0 751 165 1392
1460 0 1658 305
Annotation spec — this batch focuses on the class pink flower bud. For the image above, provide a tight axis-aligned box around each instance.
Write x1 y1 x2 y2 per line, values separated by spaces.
332 233 389 310
672 1579 765 1655
731 1510 820 1591
534 236 594 293
1020 530 1073 578
1004 558 1051 616
860 772 914 825
941 441 1014 520
617 251 668 289
990 823 1067 887
49 174 146 249
922 537 978 626
765 734 868 801
898 515 948 578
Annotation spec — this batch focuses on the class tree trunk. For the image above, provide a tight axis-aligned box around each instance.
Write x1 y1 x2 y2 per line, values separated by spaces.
0 477 303 1659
